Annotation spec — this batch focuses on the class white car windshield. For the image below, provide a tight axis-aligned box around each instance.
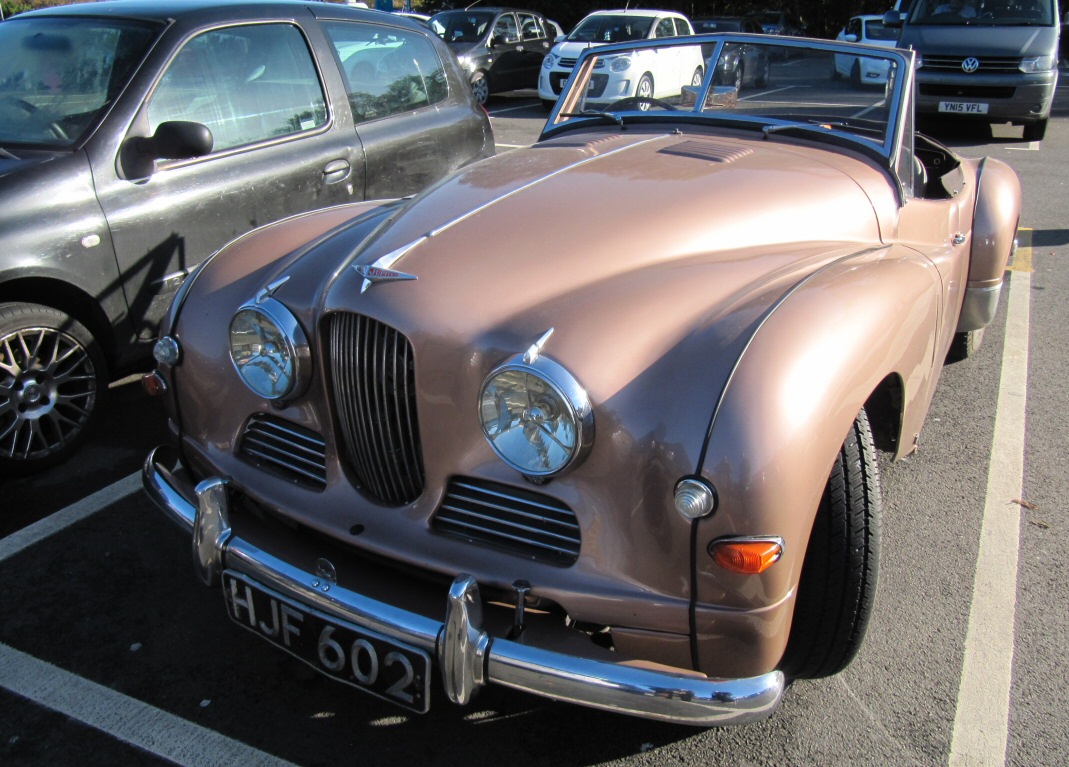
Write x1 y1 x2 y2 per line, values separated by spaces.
909 0 1055 25
567 15 656 43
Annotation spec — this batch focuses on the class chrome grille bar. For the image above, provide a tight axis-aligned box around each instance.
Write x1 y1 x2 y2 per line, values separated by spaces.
328 313 424 506
239 415 327 488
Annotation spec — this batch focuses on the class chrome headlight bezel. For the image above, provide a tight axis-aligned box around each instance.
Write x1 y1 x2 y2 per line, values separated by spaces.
228 297 310 402
478 354 594 478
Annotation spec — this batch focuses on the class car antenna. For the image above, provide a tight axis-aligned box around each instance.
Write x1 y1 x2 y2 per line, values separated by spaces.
464 0 484 8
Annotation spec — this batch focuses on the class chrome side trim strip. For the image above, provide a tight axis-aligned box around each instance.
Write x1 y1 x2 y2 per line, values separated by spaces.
143 450 785 726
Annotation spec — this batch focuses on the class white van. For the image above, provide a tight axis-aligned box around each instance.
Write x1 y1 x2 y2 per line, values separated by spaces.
886 0 1060 140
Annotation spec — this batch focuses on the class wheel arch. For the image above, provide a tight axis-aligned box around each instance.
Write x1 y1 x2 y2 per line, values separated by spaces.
0 276 119 374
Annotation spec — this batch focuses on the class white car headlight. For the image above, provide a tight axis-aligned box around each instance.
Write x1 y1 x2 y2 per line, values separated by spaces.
609 56 632 73
479 355 593 477
543 53 557 69
229 298 309 401
1019 55 1055 73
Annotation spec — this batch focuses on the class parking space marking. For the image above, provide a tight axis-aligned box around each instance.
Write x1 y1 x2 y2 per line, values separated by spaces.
948 265 1030 765
0 472 140 563
0 642 296 767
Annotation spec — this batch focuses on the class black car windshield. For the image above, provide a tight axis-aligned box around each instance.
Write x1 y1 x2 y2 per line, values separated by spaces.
568 15 656 43
909 0 1055 25
428 11 495 44
0 16 160 148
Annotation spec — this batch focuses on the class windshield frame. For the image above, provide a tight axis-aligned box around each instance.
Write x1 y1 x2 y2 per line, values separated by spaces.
540 33 916 179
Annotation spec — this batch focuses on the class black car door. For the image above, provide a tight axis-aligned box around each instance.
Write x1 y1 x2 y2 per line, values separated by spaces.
92 20 364 344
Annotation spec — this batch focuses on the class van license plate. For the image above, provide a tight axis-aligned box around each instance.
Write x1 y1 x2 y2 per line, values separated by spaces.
939 101 989 114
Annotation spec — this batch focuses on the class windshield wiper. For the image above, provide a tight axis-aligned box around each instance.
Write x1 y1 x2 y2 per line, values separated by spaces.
0 146 19 160
560 110 626 129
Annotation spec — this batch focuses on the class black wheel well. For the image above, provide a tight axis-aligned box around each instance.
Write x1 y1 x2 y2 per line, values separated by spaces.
864 374 904 455
0 277 117 370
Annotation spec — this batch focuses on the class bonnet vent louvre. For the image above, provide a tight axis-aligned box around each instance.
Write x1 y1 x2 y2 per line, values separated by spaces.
659 141 754 163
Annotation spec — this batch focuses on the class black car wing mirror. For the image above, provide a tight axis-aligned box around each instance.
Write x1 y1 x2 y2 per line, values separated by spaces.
122 121 214 178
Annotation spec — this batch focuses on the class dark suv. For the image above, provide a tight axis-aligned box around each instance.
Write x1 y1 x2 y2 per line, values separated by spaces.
0 0 493 475
428 8 553 104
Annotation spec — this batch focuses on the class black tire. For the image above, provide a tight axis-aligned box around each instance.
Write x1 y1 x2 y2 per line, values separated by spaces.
1022 119 1047 142
850 60 862 88
946 327 985 363
469 71 489 106
0 302 107 476
780 408 881 680
756 57 770 88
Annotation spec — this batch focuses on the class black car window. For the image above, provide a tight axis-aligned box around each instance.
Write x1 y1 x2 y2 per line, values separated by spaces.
518 13 545 41
324 22 446 124
146 24 326 152
492 14 520 44
0 16 160 147
428 12 494 44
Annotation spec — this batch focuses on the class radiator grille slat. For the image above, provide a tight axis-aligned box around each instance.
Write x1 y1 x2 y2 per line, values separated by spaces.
434 478 581 565
327 313 424 506
239 415 327 489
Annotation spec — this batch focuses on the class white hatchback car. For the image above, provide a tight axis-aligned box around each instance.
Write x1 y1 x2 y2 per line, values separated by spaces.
539 9 703 109
833 15 900 85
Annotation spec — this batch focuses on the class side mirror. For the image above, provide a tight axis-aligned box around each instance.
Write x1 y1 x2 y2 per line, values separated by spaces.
490 34 507 47
121 120 214 178
140 121 214 160
883 11 905 28
844 33 859 42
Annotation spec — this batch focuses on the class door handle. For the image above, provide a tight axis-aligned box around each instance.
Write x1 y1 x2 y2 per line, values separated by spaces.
323 159 351 184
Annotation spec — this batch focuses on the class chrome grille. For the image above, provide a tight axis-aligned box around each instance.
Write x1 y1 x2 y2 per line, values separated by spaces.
327 313 424 506
434 478 581 566
239 415 327 489
922 56 1021 74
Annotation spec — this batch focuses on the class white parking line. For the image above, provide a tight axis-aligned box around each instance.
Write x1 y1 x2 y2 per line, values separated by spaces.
0 643 296 767
1 472 297 765
0 472 141 563
948 239 1031 765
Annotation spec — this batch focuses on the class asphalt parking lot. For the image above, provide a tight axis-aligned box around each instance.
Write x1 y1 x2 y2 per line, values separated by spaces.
3 71 1069 766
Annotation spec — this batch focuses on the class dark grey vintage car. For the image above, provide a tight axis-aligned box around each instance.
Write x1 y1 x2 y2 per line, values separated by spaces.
0 0 493 475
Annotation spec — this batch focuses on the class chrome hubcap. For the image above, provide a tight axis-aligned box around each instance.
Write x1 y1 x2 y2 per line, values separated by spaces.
0 325 98 461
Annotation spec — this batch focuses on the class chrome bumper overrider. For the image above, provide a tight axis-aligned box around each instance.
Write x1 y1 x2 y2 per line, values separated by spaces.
143 446 785 726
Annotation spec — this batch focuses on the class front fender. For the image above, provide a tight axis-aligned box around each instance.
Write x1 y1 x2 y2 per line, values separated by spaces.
689 246 942 677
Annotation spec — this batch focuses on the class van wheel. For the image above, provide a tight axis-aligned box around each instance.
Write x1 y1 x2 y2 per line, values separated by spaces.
946 328 984 363
0 302 107 476
780 408 881 679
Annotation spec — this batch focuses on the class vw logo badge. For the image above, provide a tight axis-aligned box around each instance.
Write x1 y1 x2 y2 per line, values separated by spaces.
962 57 980 73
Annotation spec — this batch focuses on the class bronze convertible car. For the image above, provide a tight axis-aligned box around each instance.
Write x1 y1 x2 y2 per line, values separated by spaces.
144 34 1021 724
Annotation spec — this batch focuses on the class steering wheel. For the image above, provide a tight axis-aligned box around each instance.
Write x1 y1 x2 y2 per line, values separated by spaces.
1 95 70 141
603 96 679 112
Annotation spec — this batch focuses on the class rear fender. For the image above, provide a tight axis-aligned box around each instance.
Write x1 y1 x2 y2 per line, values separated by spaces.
959 158 1021 332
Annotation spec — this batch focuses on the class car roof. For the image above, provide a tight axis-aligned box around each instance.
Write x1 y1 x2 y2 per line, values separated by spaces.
583 9 687 18
20 0 381 21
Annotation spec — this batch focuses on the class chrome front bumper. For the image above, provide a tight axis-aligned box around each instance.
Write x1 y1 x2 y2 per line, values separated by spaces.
143 446 785 726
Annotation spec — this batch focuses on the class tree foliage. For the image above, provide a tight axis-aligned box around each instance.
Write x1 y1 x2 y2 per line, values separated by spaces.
4 0 900 39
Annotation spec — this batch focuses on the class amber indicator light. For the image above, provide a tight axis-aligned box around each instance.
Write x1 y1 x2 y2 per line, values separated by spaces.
709 538 783 574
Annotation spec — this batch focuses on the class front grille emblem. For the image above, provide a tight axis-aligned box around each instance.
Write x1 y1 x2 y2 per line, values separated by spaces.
354 265 417 293
962 57 980 74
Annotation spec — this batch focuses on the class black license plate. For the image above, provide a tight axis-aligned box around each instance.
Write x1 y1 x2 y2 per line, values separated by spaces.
223 572 430 713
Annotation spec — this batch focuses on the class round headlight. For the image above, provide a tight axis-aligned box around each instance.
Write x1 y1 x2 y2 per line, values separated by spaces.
228 298 309 401
609 56 632 73
479 356 593 477
542 53 557 69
